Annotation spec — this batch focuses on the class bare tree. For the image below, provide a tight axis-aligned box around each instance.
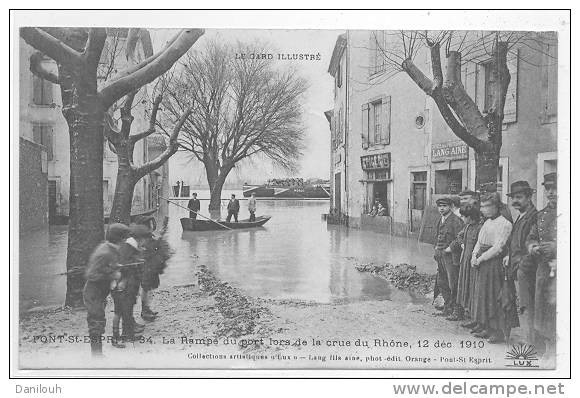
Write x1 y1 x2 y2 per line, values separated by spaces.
161 40 307 211
21 27 204 307
370 30 555 190
104 91 192 225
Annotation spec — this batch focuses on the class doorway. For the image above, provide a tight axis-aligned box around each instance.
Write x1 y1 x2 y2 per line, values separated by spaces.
372 182 389 216
411 171 427 232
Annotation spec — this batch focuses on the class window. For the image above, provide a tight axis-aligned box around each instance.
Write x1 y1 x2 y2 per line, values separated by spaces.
369 31 386 75
413 171 427 182
540 36 557 122
373 101 382 144
366 169 390 181
336 60 343 88
434 169 462 194
362 96 391 148
32 124 54 160
32 74 53 106
478 49 518 123
412 171 427 211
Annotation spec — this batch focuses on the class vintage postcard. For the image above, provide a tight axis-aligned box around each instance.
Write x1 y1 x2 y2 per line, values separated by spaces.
10 10 570 378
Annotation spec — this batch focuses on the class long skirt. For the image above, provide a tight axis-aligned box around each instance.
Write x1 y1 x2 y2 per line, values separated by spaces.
456 257 473 310
468 266 479 317
534 260 556 340
472 256 519 331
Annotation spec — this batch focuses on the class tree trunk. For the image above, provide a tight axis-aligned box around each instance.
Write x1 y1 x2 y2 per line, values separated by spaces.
208 173 227 212
474 146 499 192
64 96 104 308
109 165 136 225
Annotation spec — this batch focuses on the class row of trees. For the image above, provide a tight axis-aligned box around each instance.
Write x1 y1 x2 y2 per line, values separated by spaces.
21 29 308 306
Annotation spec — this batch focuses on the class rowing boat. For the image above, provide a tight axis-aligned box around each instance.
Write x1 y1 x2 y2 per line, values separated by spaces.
180 215 271 231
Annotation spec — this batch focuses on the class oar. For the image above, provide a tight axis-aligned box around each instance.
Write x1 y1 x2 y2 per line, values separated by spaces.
159 195 233 231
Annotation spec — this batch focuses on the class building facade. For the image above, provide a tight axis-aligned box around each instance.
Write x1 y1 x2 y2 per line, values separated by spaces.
328 31 557 236
19 30 170 229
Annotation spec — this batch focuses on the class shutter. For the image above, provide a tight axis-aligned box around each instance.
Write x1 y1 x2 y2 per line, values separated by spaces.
46 126 54 160
547 43 557 117
32 124 41 144
464 64 476 99
43 78 53 105
361 103 369 149
503 49 519 124
474 63 485 110
382 96 391 145
32 75 42 105
331 113 336 149
368 33 375 76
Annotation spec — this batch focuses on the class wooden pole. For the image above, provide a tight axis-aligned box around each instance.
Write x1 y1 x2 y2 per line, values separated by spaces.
158 195 233 231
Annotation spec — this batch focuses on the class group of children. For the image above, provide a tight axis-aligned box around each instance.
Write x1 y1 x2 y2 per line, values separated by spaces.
83 216 170 356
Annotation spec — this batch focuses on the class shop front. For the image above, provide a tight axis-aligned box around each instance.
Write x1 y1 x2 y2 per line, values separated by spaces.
359 152 392 232
430 140 469 204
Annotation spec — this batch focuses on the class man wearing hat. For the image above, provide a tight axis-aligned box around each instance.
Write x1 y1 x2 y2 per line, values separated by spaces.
433 196 464 316
459 190 480 211
504 181 538 344
526 172 557 360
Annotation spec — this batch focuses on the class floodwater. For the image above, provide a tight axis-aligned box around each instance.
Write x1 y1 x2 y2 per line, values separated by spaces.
18 190 434 310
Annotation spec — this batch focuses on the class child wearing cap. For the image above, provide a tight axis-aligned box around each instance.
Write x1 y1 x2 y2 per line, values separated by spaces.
110 225 150 345
83 223 130 356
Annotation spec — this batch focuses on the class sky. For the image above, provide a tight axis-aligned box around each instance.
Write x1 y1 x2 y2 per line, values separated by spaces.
150 29 342 186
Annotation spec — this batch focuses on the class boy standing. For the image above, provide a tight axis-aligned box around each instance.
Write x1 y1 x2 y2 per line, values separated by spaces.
83 223 130 356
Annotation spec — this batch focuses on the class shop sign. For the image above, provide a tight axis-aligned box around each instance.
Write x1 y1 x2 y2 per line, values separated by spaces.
361 152 391 170
431 141 468 162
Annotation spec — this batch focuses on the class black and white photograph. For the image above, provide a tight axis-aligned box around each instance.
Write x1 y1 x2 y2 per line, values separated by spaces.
10 9 570 380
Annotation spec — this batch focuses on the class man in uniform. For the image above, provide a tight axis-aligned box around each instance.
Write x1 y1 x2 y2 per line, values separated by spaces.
527 172 557 360
504 181 537 344
187 192 201 219
433 197 464 316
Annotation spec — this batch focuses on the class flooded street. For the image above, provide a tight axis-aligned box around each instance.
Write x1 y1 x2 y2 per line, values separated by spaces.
19 190 434 309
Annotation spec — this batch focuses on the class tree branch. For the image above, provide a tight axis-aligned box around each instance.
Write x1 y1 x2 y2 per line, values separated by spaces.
136 106 192 177
20 27 83 67
83 28 107 70
99 28 205 109
402 55 483 150
430 42 444 89
431 90 483 150
29 52 60 84
120 91 137 138
103 112 121 146
402 58 434 95
441 52 488 147
130 94 163 143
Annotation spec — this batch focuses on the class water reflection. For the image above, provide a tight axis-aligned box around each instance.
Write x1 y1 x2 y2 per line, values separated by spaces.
19 190 435 308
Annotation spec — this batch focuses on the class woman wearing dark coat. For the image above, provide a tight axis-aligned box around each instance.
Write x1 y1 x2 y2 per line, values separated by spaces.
446 205 483 322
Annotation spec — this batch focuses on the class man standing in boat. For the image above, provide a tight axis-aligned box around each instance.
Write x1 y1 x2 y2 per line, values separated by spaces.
226 194 240 222
248 193 257 222
187 192 201 219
